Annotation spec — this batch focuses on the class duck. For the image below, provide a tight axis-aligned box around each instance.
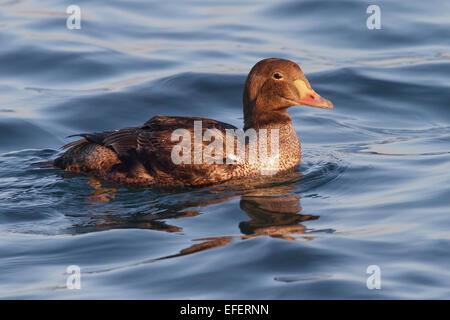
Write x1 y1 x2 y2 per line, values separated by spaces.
53 58 333 186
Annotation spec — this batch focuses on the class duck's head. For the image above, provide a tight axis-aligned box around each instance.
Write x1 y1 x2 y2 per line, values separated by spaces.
243 58 333 129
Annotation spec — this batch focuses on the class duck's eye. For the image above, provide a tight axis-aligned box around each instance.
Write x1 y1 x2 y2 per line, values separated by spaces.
273 73 283 80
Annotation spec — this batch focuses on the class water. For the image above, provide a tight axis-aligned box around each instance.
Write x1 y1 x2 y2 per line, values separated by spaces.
0 0 449 299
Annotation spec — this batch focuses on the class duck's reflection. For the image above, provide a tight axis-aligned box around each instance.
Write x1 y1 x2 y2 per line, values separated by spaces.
72 171 319 259
239 193 317 241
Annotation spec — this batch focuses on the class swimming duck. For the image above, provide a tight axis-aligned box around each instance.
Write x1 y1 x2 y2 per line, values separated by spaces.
54 58 333 186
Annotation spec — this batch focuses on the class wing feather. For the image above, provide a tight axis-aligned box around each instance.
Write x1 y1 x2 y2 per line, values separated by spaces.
137 115 242 185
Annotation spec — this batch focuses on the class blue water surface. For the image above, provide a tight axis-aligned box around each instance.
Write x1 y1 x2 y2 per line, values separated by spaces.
0 0 449 299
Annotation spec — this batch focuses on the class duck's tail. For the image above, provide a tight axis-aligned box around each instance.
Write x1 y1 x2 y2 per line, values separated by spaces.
60 137 88 150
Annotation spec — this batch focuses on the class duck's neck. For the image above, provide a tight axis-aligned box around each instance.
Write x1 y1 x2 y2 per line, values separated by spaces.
243 91 295 130
244 119 301 161
243 103 301 166
239 121 301 173
244 108 292 131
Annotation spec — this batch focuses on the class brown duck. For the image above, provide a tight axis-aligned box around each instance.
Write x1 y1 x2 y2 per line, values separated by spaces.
54 58 333 186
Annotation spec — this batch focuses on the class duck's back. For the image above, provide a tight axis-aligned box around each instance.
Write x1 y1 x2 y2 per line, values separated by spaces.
54 115 244 186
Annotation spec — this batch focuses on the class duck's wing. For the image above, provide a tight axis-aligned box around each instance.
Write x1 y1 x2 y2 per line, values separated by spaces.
63 127 140 159
55 127 142 172
136 115 241 186
56 115 243 185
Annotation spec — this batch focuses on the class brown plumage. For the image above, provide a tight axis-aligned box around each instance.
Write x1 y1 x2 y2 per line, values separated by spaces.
54 58 333 186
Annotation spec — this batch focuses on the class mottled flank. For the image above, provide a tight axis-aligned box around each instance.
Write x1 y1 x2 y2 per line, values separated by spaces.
54 141 120 175
53 58 332 186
